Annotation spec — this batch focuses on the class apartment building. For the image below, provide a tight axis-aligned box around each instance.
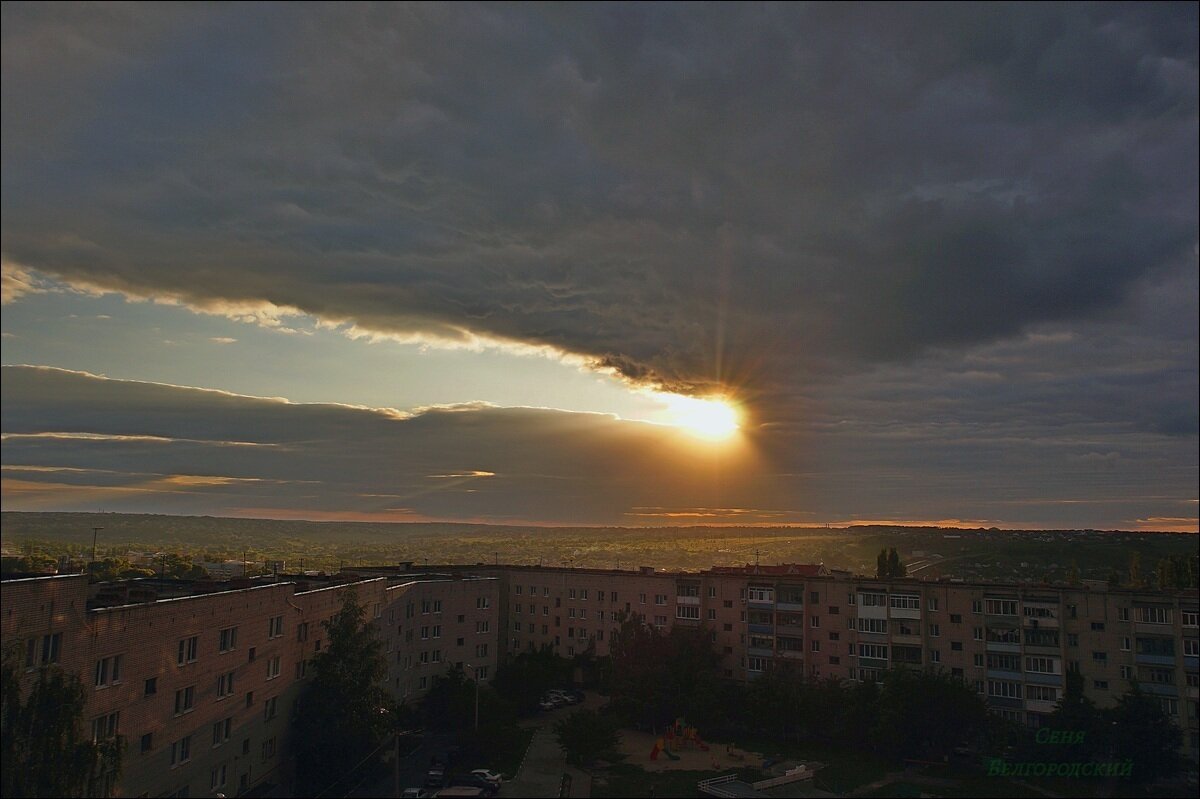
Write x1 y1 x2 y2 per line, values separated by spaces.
1 569 498 798
2 561 1195 797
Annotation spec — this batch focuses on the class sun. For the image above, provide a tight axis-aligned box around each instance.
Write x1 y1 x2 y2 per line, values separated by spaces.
659 394 741 440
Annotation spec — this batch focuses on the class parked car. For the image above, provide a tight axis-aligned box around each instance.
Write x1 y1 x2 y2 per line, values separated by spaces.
401 789 432 799
449 773 500 795
538 698 557 711
434 788 488 798
425 766 446 788
470 769 503 785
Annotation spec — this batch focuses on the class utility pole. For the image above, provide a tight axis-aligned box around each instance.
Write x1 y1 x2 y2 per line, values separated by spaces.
90 526 104 573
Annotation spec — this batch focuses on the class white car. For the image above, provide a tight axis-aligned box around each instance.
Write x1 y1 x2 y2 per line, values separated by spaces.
470 770 503 785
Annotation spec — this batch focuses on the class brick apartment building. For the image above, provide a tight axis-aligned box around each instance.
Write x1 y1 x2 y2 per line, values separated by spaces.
1 569 498 798
2 562 1196 796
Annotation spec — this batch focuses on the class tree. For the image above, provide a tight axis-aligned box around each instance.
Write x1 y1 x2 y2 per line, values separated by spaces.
1 644 121 797
1127 552 1143 588
491 646 572 716
876 548 889 579
1066 561 1080 585
1043 668 1102 762
1103 683 1183 783
871 668 989 760
292 588 395 794
887 547 906 578
554 709 620 766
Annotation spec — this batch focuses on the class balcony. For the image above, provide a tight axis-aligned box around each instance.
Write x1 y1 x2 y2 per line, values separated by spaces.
986 641 1020 654
986 695 1023 710
776 601 804 612
1024 672 1063 686
859 657 887 670
1136 653 1176 667
676 595 700 606
748 598 775 609
1023 616 1059 630
986 668 1023 682
748 646 774 658
749 623 774 635
779 650 804 660
1139 682 1178 697
1025 699 1057 714
888 607 921 621
1023 641 1061 655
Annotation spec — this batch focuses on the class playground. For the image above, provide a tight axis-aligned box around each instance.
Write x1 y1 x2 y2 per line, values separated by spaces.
617 719 763 773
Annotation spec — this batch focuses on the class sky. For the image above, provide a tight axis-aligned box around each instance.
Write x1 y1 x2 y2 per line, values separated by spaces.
1 2 1197 531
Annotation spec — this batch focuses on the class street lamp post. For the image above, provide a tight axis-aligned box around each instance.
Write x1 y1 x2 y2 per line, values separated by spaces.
464 663 480 731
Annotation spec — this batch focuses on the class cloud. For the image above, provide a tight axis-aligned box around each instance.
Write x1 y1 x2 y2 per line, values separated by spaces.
209 337 237 344
1 258 46 304
1 365 1194 529
0 4 1194 402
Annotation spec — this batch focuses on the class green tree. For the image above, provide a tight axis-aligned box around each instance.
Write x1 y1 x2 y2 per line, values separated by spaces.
1066 561 1080 585
554 709 620 766
1 645 122 797
1107 568 1121 588
292 589 395 794
887 547 906 578
1102 683 1183 783
1043 668 1102 762
871 668 989 760
491 646 572 716
1127 552 1143 588
876 548 889 579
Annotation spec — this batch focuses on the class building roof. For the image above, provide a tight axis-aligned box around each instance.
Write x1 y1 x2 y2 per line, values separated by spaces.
708 563 830 577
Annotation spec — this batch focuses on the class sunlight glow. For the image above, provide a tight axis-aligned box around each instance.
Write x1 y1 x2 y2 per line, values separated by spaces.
658 394 741 440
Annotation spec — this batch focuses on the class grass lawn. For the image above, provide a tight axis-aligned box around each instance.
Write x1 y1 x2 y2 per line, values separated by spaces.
591 762 762 798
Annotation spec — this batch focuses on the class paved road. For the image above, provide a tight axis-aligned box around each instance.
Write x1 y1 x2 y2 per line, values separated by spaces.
504 726 591 798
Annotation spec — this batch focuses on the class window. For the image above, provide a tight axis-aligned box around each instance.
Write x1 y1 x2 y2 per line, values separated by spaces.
973 627 983 641
828 606 839 615
971 600 983 614
859 643 888 660
261 737 277 761
170 735 192 766
210 764 228 792
246 691 254 707
1182 611 1198 627
655 594 668 605
177 635 198 665
475 643 488 657
929 649 941 663
859 611 888 633
677 605 700 619
421 599 431 614
928 597 939 611
951 641 963 651
810 639 820 652
1146 667 1175 685
1066 633 1079 647
297 621 308 642
1090 622 1105 632
516 585 523 595
174 686 195 715
1121 637 1131 651
144 677 157 696
581 589 589 600
26 633 62 667
889 594 919 610
723 599 733 608
212 717 231 746
217 670 236 698
433 625 442 638
987 680 1020 699
1092 651 1108 664
268 615 284 638
928 624 940 637
1025 656 1058 674
984 599 1017 616
654 615 667 626
1094 680 1109 691
476 596 490 609
1136 607 1171 625
249 646 257 661
747 587 774 603
264 696 278 721
1026 685 1057 702
810 591 820 603
708 587 717 598
218 626 238 652
987 653 1020 671
267 656 281 680
747 657 767 673
1118 607 1130 622
973 654 984 667
810 616 820 628
91 711 120 742
859 592 887 607
1185 639 1200 657
950 613 962 623
569 608 576 619
140 733 153 753
94 654 123 687
474 665 489 680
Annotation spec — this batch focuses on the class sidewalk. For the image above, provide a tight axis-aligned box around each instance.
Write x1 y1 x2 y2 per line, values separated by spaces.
505 726 591 798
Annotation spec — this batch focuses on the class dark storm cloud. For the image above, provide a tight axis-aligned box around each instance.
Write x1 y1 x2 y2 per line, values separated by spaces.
2 2 1195 398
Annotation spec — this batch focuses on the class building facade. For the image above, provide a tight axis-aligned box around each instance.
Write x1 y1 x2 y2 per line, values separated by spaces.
2 562 1196 796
